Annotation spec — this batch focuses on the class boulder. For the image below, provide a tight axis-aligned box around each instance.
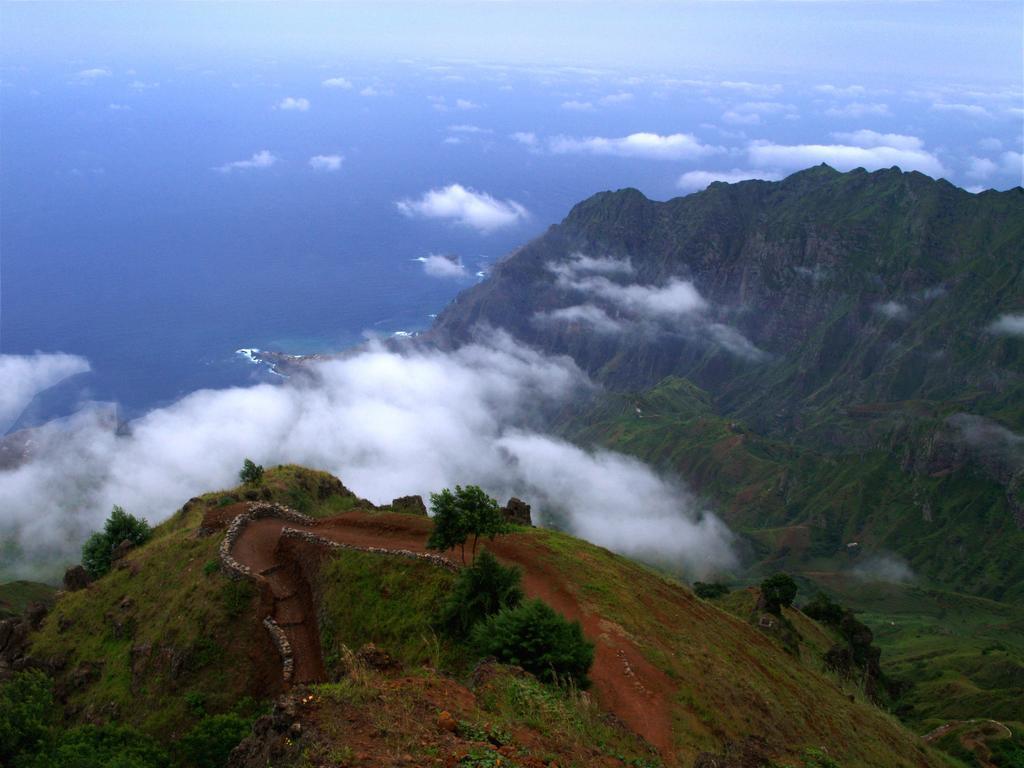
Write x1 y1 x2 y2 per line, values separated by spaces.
391 495 427 516
63 565 92 592
356 642 401 671
501 497 533 526
111 539 134 562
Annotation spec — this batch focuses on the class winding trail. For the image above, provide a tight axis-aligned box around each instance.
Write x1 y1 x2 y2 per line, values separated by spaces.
227 508 676 758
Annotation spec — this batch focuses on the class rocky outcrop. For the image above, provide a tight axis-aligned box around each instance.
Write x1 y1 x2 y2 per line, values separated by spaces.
0 602 48 681
501 497 533 526
62 565 92 592
391 495 427 516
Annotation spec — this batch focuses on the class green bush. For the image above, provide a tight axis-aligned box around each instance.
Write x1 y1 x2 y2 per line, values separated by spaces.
760 573 798 615
0 669 55 764
239 459 264 485
802 592 845 626
176 713 251 768
81 506 152 579
441 549 523 636
24 724 169 768
471 599 594 688
693 581 730 600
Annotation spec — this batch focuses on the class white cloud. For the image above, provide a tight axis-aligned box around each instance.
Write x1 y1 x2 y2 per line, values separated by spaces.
557 253 635 276
0 337 736 579
748 139 946 177
397 183 528 233
309 154 343 172
360 86 378 97
414 253 468 279
931 102 990 118
979 137 1003 152
511 131 538 147
549 132 721 160
0 354 91 433
875 301 909 320
561 100 594 111
851 553 915 584
277 96 310 111
534 304 626 334
561 274 707 318
966 156 998 180
719 81 782 97
443 137 463 145
722 110 761 126
677 169 782 191
1002 151 1023 179
108 103 131 111
322 77 353 89
824 102 891 118
448 124 490 134
598 92 633 105
455 98 478 110
831 130 923 151
74 67 111 83
814 84 866 97
129 80 158 91
214 150 278 173
989 314 1024 336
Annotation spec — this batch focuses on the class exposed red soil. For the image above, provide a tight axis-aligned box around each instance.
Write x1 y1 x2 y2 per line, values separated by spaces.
229 511 676 759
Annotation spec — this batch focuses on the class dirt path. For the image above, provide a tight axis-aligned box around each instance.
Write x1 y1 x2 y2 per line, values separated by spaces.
229 510 676 759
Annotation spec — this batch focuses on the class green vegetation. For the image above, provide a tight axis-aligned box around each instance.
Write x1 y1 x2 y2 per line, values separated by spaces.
761 573 798 615
176 713 251 768
0 670 55 763
427 484 508 563
471 599 595 688
238 458 264 485
439 548 523 637
81 506 152 579
23 724 170 768
692 581 730 600
0 580 56 620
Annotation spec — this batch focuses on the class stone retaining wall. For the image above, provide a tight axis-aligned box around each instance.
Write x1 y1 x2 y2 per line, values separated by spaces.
262 617 294 684
279 527 459 573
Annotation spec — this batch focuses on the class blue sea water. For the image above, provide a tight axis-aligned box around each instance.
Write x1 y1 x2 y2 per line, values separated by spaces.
1 58 1018 428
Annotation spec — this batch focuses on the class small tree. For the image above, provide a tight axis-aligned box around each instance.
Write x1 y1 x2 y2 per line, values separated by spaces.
760 572 798 615
440 549 523 636
81 506 152 579
693 581 730 600
426 485 509 563
0 669 54 764
238 459 264 485
177 714 251 768
471 599 595 688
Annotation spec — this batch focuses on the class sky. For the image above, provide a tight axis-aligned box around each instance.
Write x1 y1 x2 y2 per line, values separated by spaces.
0 1 1022 577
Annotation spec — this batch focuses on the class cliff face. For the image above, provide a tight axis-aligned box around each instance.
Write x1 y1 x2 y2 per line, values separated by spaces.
429 166 1024 599
431 165 1024 447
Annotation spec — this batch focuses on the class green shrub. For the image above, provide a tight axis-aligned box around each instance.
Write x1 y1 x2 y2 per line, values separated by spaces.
176 713 251 768
24 724 169 768
693 581 730 600
441 549 523 636
0 669 55 764
81 506 152 579
760 573 798 615
802 592 845 626
471 599 594 688
238 459 264 485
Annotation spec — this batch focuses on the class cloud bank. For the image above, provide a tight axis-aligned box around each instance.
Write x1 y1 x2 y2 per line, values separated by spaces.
0 337 737 580
748 138 946 177
309 154 343 172
677 169 782 192
277 96 310 111
397 184 528 233
0 354 91 434
989 314 1024 336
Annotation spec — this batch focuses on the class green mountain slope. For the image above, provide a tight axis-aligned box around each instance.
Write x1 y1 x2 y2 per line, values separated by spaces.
429 166 1024 601
12 467 953 767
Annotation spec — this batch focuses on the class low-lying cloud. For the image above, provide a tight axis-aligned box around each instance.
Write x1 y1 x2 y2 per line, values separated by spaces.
851 553 915 585
415 253 468 279
397 183 528 233
0 354 91 434
988 314 1024 336
538 254 765 361
748 138 946 177
0 337 737 580
677 168 782 192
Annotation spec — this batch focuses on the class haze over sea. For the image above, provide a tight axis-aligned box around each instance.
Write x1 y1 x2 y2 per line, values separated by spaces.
2 3 1021 428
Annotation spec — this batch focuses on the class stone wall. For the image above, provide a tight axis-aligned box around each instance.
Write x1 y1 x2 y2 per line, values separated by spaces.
279 527 459 573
